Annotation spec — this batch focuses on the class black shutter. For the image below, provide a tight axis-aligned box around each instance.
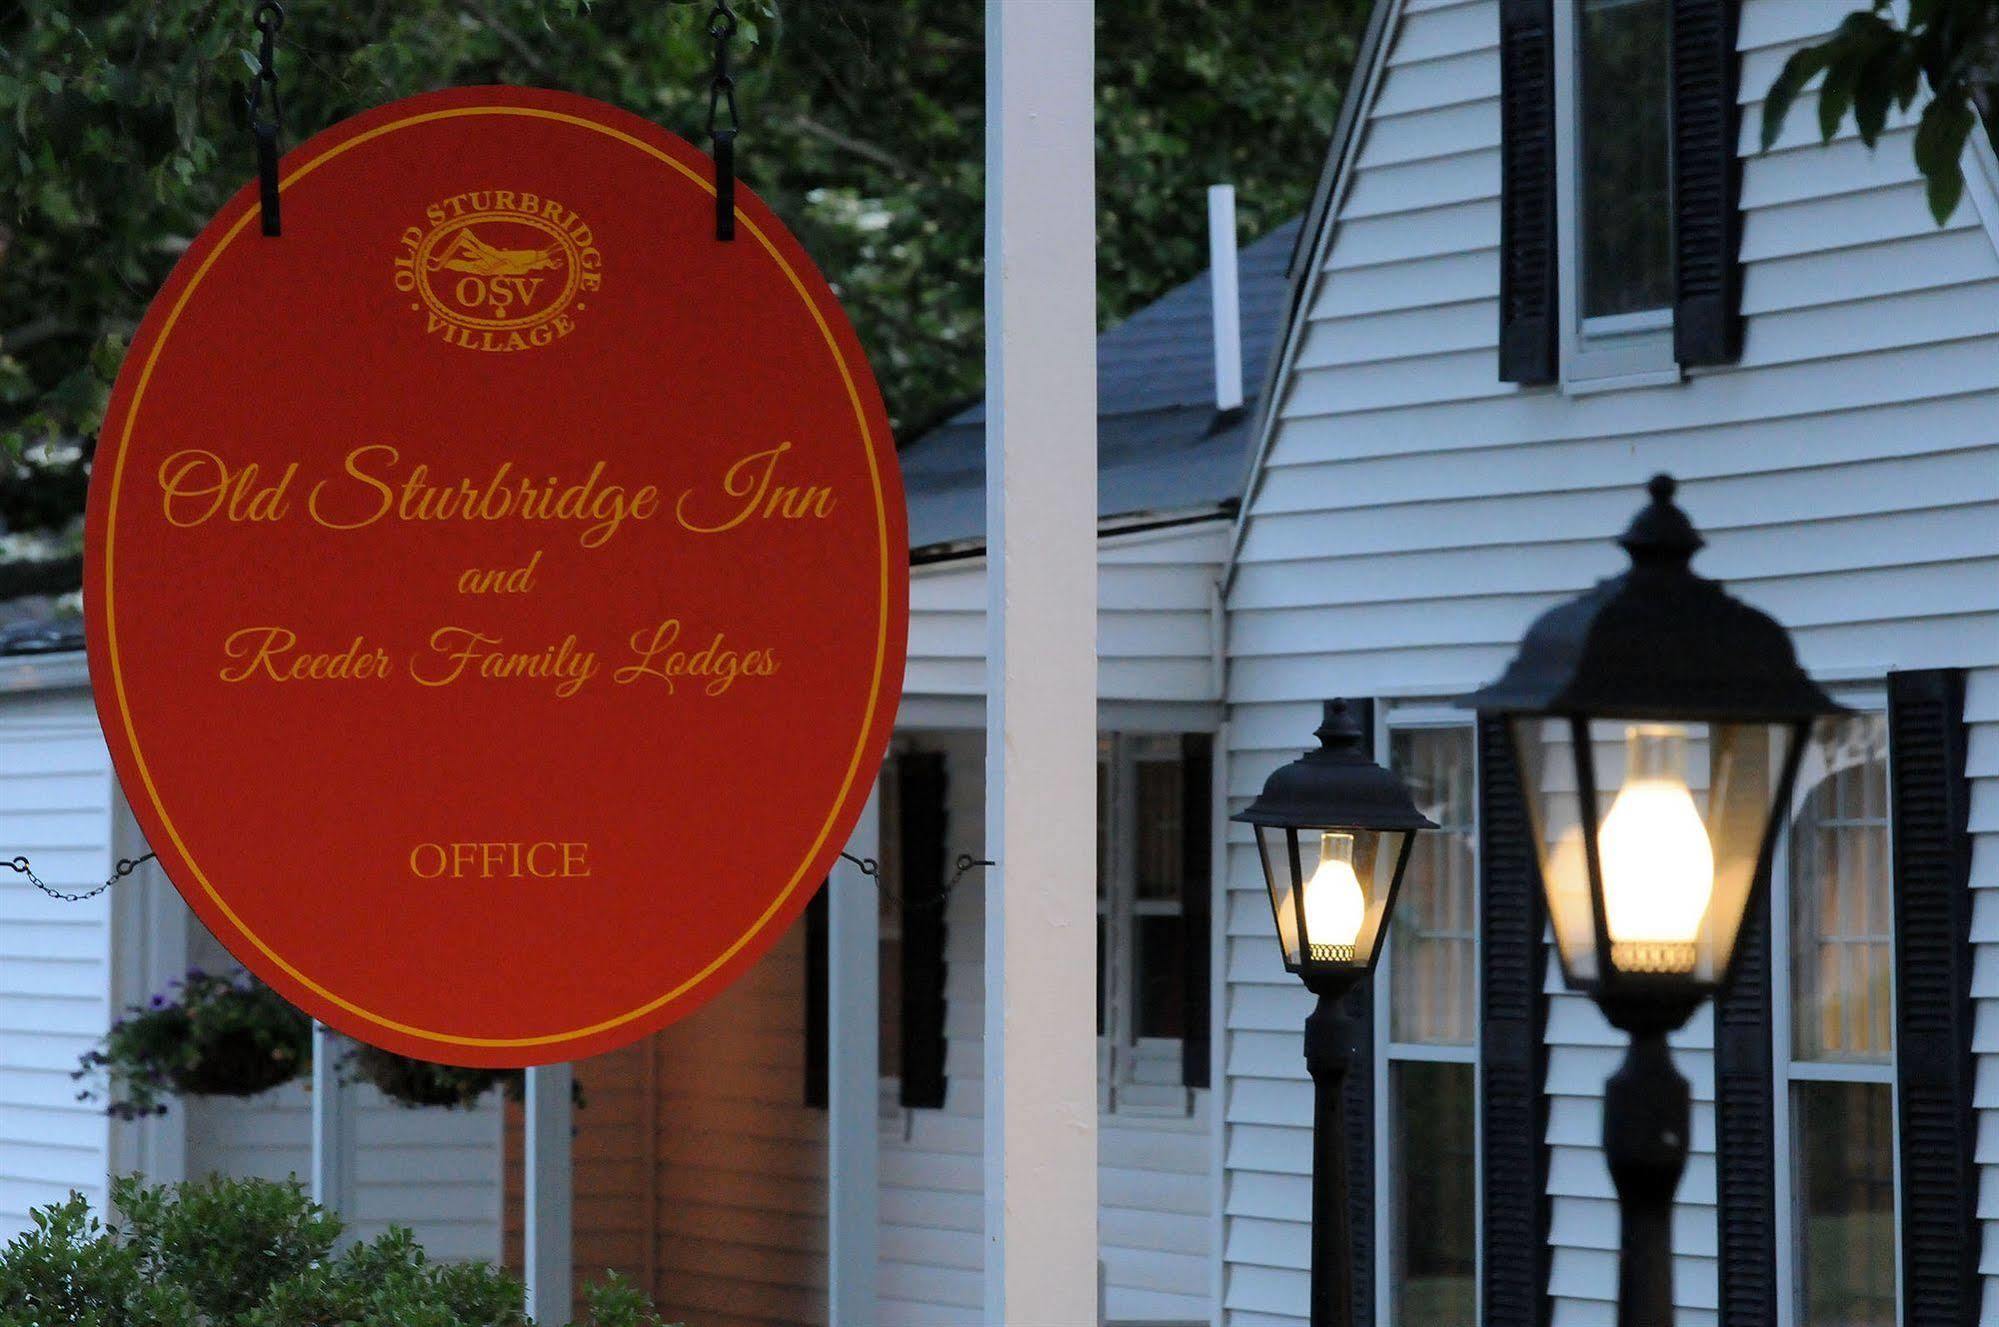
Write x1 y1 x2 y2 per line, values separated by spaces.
1181 732 1214 1089
1713 889 1777 1326
1498 0 1559 385
1887 669 1977 1325
1477 715 1551 1327
804 882 829 1109
898 750 951 1110
1344 700 1378 1327
1670 0 1745 365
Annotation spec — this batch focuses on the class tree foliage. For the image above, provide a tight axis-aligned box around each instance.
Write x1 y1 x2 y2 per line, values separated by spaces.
1762 0 1999 223
1 0 1364 540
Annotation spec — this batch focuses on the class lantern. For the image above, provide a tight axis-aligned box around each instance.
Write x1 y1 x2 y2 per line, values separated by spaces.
1463 474 1847 1030
1234 698 1436 994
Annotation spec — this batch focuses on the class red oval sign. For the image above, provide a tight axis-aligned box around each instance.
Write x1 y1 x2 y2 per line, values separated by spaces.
85 88 908 1066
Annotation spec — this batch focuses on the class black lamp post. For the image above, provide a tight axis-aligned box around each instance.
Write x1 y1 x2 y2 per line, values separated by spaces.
1463 474 1846 1326
1233 698 1435 1327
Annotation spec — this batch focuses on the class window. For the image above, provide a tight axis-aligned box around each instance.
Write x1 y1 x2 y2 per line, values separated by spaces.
1553 0 1678 382
1097 732 1201 1114
1499 0 1741 383
1377 721 1479 1326
1773 713 1898 1326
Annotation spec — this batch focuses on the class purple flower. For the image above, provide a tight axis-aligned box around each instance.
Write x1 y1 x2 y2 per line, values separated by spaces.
147 994 168 1010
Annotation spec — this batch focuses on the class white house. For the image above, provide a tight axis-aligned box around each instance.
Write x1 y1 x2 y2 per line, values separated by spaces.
7 0 1999 1323
1218 0 1999 1324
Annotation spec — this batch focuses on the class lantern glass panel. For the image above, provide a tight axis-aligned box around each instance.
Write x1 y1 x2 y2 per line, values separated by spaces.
1510 717 1599 982
1255 824 1409 973
1255 825 1303 969
1512 716 1796 989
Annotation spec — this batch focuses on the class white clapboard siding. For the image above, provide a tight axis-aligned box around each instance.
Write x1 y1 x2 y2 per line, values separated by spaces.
905 522 1227 703
179 921 503 1262
876 730 1217 1327
0 688 115 1239
1222 0 1999 1322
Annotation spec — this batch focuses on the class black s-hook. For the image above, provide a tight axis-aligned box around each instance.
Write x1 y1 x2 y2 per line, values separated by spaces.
246 2 285 236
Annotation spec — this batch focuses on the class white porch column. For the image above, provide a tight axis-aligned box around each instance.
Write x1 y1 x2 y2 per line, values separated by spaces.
828 785 882 1323
524 1063 574 1327
309 1023 352 1215
983 2 1099 1323
107 801 188 1186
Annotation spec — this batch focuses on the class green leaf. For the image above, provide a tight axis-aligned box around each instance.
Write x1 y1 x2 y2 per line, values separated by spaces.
1762 45 1829 150
1852 40 1902 144
1913 97 1975 222
1817 48 1864 141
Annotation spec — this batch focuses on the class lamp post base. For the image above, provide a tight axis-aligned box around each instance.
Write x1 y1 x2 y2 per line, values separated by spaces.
1603 1028 1690 1327
1303 979 1361 1327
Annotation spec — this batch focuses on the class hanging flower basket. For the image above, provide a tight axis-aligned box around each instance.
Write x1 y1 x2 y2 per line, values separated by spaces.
76 969 312 1120
343 1043 512 1111
343 1043 587 1112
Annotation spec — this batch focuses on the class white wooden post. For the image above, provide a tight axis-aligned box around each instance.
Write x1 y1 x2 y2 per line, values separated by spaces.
984 2 1099 1323
107 801 188 1187
524 1063 574 1327
828 784 882 1323
309 1023 351 1215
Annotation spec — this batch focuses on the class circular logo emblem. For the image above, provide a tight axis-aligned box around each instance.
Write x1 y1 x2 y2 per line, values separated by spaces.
393 190 602 352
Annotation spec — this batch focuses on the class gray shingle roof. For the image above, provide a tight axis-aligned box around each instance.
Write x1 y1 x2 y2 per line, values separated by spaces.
0 616 83 656
903 215 1302 553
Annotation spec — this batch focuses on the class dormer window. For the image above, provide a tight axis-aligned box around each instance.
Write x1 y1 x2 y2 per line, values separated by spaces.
1498 0 1744 387
1559 0 1676 379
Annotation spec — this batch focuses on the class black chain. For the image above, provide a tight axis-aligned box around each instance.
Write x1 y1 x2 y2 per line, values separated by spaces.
245 2 285 236
841 850 992 913
7 853 156 904
706 1 740 240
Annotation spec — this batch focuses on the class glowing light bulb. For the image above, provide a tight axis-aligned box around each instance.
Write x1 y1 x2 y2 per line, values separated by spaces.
1303 831 1367 954
1598 725 1714 970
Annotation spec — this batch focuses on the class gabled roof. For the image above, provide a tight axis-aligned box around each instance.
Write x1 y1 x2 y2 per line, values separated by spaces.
0 617 83 657
901 215 1303 556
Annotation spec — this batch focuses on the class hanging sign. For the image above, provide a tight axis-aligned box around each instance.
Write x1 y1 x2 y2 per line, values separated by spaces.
85 87 907 1066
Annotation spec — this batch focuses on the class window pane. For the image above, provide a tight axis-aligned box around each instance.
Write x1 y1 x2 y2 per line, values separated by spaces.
1096 919 1107 1036
1389 728 1477 1046
1134 915 1185 1039
1390 1061 1478 1327
1793 1080 1896 1326
1578 0 1673 319
1134 759 1185 902
1097 751 1112 899
1790 715 1892 1064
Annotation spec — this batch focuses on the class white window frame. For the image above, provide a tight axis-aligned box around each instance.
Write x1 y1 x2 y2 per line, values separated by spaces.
1551 0 1682 391
1769 699 1903 1327
1097 731 1198 1120
1372 704 1482 1325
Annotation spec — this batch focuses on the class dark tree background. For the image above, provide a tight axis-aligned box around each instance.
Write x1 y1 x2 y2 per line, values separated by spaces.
1 0 1367 546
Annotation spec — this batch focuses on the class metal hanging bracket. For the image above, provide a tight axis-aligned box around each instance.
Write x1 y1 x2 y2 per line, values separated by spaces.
245 2 286 236
706 2 741 241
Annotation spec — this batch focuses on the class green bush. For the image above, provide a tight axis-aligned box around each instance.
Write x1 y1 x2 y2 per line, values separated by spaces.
0 1176 680 1327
